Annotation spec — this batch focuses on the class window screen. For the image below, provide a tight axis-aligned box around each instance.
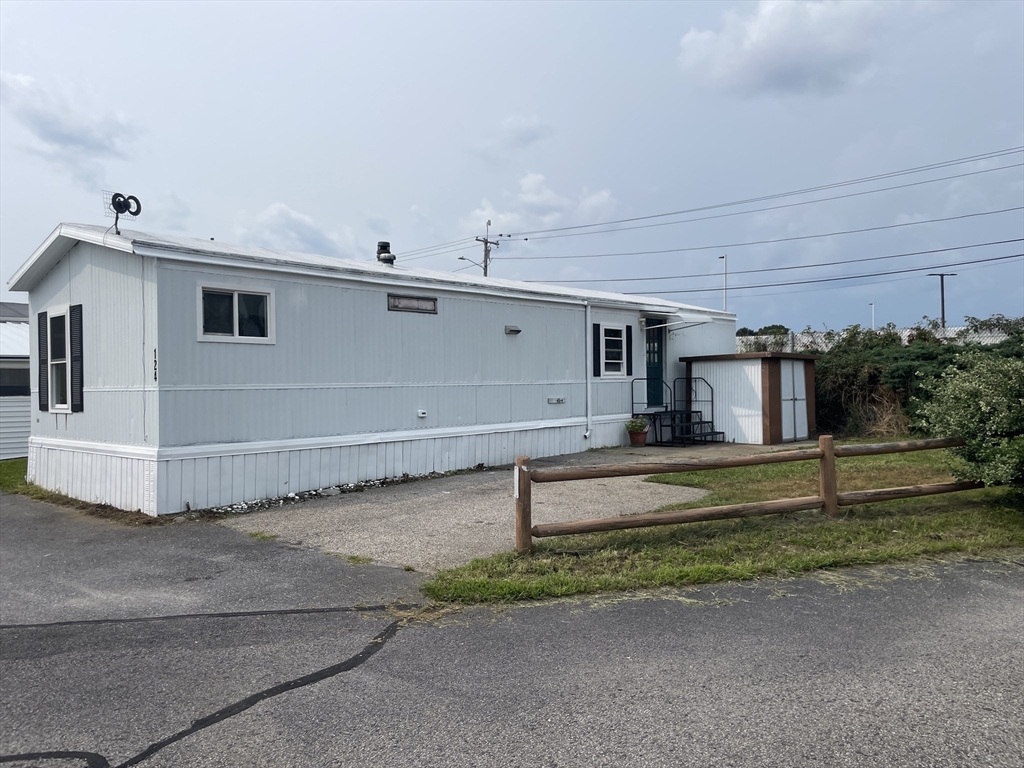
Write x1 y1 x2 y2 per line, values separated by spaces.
237 293 267 337
203 290 234 335
49 314 68 407
603 327 623 374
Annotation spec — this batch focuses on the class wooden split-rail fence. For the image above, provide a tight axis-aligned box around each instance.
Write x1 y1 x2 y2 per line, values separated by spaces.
513 435 981 553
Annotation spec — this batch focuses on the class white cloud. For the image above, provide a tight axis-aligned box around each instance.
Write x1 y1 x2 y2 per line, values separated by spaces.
460 198 524 237
517 173 571 222
475 114 553 164
236 203 356 258
574 188 617 225
459 173 616 239
0 71 135 187
678 1 918 96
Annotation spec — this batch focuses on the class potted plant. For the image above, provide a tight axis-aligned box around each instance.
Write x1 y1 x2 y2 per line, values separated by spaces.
625 416 650 446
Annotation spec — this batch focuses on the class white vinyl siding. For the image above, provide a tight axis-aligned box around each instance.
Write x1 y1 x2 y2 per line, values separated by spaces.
0 396 31 459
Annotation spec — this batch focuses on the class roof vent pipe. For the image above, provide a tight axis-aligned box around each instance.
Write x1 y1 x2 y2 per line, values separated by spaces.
377 241 395 266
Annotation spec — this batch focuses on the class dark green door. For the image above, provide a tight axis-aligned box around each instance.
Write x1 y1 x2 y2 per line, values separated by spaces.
646 325 664 407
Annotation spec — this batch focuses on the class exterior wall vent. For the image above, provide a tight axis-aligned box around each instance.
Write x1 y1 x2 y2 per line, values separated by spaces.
377 241 395 266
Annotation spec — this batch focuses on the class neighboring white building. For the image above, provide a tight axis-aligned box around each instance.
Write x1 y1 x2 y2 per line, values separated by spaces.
9 224 736 515
0 302 31 460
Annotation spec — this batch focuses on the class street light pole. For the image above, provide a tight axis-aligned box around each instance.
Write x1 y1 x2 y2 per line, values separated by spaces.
719 254 727 312
869 303 875 330
927 273 957 328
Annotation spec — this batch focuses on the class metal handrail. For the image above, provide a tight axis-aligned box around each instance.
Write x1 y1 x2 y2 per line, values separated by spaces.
631 378 673 414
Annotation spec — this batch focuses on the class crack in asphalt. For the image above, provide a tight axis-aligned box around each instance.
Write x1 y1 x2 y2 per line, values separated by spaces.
0 750 110 767
0 617 407 767
0 603 399 631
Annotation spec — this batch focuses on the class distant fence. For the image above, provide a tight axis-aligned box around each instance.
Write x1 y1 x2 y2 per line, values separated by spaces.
736 328 1008 353
512 436 980 552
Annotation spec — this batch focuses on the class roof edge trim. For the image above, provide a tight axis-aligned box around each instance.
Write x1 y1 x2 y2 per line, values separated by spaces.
8 224 133 292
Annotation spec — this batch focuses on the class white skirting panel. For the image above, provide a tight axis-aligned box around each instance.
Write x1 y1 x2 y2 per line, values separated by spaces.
156 423 608 515
28 442 158 515
28 418 631 516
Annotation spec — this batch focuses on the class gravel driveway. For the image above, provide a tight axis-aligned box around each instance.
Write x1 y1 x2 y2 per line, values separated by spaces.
217 442 803 572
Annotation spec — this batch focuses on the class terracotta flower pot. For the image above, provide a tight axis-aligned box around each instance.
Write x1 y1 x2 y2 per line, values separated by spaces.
628 429 649 446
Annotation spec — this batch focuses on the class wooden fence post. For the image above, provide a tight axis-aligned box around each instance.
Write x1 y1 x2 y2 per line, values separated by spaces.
819 434 838 517
515 456 533 553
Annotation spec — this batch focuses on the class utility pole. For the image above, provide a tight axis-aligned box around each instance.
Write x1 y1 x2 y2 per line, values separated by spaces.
927 273 957 328
719 254 728 312
869 302 875 330
475 219 500 277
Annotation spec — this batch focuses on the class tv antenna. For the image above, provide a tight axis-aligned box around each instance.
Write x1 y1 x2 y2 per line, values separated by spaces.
102 190 142 235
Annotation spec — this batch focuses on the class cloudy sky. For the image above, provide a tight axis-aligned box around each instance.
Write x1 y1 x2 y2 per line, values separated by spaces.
1 0 1022 331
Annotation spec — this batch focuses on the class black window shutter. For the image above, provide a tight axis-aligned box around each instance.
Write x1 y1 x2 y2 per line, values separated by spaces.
626 325 633 377
37 311 48 412
70 304 84 412
592 323 602 377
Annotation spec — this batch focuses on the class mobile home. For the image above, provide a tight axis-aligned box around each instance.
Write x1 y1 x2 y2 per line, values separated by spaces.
9 224 736 515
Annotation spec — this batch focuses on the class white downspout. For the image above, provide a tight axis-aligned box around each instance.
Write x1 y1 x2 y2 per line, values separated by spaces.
584 301 592 439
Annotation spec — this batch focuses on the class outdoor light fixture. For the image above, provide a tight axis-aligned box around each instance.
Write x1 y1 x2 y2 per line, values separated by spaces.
504 325 522 335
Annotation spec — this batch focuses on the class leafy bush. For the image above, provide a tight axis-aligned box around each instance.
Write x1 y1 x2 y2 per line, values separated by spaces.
915 351 1024 487
808 316 1023 436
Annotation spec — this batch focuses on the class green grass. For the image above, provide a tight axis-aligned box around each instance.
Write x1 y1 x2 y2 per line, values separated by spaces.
0 457 169 525
346 555 374 564
423 447 1024 603
0 458 29 494
0 457 101 510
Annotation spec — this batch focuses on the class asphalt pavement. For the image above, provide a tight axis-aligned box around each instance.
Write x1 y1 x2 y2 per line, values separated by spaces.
1 490 1022 767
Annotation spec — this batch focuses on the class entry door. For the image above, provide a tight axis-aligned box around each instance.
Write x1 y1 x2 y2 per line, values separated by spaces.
646 325 664 407
781 360 808 441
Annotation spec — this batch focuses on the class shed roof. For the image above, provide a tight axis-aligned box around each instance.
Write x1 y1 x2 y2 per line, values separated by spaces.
9 224 733 319
0 322 30 359
680 352 819 362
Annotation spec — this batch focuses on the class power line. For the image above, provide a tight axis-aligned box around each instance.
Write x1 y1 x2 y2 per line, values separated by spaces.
530 238 1022 284
501 146 1023 237
390 146 1023 261
712 256 1016 301
625 253 1023 295
511 206 1024 266
398 237 476 258
401 243 479 262
499 163 1024 244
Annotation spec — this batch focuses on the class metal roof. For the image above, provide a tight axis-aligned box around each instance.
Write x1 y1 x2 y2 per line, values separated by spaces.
0 302 28 322
0 321 30 358
8 223 733 319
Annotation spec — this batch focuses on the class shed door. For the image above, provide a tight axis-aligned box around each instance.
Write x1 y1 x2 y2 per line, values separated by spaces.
781 360 808 442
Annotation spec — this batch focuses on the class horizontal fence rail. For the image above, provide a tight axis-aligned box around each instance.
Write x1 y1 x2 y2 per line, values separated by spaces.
513 435 972 552
529 448 824 484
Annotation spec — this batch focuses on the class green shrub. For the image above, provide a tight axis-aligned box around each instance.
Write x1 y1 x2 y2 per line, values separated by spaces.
809 316 1023 437
915 351 1024 487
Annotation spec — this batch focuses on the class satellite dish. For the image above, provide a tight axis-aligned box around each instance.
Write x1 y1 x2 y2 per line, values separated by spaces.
102 190 143 235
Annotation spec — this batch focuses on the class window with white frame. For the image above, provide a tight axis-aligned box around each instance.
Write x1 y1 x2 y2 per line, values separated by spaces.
199 287 273 343
48 311 70 410
602 325 625 376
